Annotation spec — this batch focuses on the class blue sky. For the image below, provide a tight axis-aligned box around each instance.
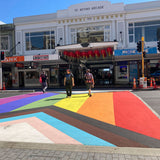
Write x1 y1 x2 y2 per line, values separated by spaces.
0 0 156 24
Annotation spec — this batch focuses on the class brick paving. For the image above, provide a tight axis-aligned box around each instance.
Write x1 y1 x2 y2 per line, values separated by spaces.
0 142 160 160
0 147 160 160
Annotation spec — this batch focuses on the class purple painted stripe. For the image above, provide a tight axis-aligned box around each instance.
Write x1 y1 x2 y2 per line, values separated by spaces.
0 92 43 105
0 93 58 113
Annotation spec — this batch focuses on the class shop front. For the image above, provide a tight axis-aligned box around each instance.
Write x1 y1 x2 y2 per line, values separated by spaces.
15 61 67 88
56 42 118 87
149 59 160 85
1 54 68 89
114 47 160 85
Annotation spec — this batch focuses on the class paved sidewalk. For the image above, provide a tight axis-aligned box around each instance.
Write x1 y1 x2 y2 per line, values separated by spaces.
0 141 160 160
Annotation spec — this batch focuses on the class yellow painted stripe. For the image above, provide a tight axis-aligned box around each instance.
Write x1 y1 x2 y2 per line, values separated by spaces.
54 94 89 112
77 93 115 125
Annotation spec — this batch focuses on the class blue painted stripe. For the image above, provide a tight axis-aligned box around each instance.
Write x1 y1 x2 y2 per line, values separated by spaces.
0 93 57 113
0 112 116 146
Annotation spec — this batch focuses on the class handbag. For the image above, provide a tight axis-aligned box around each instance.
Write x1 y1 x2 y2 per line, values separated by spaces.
39 76 42 83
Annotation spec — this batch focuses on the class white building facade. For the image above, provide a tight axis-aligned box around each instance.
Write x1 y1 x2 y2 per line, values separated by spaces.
2 0 160 88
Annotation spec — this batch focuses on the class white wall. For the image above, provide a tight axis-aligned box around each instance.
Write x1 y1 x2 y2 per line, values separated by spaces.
14 0 160 55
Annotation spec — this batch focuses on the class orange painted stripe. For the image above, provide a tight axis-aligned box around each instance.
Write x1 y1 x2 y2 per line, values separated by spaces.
77 93 115 125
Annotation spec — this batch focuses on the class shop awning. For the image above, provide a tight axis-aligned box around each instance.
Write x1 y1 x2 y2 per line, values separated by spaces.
55 41 118 51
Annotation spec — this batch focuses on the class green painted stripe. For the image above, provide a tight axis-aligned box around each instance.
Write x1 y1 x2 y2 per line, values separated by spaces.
13 94 66 112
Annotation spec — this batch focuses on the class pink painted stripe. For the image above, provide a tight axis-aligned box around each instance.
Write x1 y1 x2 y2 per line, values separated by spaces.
0 92 42 105
0 117 82 145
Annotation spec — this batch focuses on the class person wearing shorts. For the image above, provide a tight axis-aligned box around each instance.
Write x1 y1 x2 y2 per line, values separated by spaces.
84 69 94 97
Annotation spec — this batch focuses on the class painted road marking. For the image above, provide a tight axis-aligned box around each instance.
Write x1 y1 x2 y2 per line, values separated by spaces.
78 92 115 125
13 94 66 111
0 112 116 146
0 92 42 105
114 91 160 140
0 93 56 113
54 94 89 112
0 117 82 144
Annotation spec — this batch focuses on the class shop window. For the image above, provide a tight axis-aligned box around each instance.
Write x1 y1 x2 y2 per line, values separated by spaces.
116 64 129 81
50 68 58 84
25 71 39 84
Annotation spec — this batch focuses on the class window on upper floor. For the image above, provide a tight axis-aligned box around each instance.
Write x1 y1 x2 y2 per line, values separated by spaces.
25 30 55 51
128 20 160 43
70 25 110 44
0 36 9 50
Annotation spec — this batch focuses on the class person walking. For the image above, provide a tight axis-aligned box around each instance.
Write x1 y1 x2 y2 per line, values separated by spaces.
40 71 48 93
84 69 94 97
64 69 75 98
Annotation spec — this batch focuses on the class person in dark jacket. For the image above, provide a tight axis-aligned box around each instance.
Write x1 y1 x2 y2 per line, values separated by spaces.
40 71 48 93
64 69 75 98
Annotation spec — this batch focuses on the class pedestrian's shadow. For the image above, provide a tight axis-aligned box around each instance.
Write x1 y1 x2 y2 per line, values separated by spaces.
72 95 89 98
44 95 89 101
45 98 65 101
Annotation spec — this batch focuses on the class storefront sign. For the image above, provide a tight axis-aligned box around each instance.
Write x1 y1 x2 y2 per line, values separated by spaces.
115 47 157 56
1 56 24 63
15 63 24 68
33 55 49 61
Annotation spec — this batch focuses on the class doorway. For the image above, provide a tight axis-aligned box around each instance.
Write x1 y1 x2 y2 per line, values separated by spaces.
19 72 24 87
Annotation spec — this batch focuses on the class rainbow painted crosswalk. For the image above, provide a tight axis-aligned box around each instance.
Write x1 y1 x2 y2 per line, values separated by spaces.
0 91 160 147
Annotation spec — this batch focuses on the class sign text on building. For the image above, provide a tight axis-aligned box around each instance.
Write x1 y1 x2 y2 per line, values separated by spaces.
74 6 104 12
33 55 49 61
1 56 24 63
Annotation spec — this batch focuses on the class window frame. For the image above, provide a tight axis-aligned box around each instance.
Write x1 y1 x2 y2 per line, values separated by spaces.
25 30 55 51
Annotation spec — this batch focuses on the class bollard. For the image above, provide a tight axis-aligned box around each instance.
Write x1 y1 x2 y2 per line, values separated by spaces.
153 78 157 89
150 77 153 88
2 82 6 90
133 78 136 89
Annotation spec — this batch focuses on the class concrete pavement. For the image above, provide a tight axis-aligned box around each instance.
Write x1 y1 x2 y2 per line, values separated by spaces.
0 141 160 160
0 89 160 159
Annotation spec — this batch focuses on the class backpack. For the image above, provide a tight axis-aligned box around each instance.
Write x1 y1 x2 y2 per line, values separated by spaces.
85 73 93 84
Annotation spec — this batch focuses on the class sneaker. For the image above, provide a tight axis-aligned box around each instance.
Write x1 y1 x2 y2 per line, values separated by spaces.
88 93 92 97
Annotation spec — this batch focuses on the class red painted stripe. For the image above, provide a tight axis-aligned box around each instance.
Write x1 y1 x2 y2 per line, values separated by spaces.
114 91 160 140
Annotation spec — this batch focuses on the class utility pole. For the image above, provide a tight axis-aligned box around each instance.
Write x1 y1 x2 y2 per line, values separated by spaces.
0 62 2 90
141 37 144 77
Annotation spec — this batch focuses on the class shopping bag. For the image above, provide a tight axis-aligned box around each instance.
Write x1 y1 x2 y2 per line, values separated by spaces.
39 77 42 83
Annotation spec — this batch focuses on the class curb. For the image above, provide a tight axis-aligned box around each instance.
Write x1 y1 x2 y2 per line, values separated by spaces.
0 90 35 93
0 141 160 156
